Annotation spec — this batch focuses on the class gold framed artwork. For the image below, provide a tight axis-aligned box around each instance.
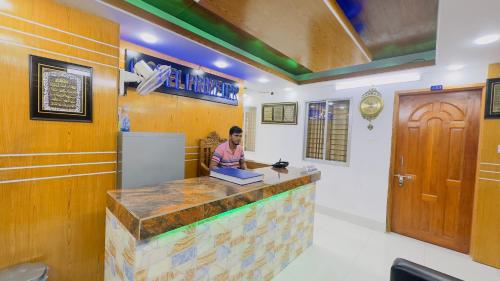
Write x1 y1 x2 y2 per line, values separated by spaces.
485 78 500 119
261 102 298 125
29 55 93 122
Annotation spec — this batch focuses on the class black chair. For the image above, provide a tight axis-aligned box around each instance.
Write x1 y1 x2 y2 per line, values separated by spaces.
390 258 463 281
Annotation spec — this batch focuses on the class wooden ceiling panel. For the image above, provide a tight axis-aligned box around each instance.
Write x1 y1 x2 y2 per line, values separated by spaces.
198 0 371 72
341 0 438 59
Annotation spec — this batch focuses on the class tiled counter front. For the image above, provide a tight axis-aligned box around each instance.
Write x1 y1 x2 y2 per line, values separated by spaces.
105 183 316 281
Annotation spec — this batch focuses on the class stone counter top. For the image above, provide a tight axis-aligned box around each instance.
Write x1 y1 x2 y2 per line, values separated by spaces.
107 167 320 240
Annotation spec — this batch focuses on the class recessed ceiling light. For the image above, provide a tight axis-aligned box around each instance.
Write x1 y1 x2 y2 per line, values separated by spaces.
474 34 500 45
0 0 12 11
139 33 158 44
213 60 229 68
447 64 465 71
284 87 293 91
257 77 269 83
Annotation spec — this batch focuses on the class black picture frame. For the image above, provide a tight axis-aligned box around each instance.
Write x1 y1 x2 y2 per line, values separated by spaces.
261 102 298 125
29 55 93 122
485 78 500 119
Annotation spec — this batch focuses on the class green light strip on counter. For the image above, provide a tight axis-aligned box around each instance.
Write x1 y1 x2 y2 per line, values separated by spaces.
148 184 310 241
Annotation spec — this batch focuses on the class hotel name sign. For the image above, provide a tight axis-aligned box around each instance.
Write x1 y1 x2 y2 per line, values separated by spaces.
125 50 239 106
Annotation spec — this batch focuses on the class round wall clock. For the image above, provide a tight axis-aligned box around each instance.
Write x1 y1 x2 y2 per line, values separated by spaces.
359 88 384 130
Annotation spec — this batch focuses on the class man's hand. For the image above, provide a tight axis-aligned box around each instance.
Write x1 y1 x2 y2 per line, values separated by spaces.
209 160 218 170
240 159 247 170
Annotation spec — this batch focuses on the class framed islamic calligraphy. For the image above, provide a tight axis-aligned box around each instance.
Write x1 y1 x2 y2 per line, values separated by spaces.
29 55 93 122
485 78 500 119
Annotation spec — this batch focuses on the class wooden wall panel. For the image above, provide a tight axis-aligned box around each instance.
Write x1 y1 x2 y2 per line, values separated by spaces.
0 1 119 280
119 41 244 178
0 153 117 167
471 63 500 268
0 163 116 182
0 175 115 279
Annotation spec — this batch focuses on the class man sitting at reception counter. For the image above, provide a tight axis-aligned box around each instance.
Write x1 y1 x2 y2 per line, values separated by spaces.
209 125 247 170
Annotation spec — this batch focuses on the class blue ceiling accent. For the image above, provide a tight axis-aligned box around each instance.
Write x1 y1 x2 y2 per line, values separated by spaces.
336 0 364 33
121 33 257 81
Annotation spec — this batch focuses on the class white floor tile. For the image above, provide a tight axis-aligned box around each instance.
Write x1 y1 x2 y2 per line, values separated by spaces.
423 243 500 281
273 245 356 281
345 232 426 280
272 213 500 281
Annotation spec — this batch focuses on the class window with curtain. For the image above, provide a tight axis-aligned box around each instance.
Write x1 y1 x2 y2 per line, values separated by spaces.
244 107 257 151
304 100 350 163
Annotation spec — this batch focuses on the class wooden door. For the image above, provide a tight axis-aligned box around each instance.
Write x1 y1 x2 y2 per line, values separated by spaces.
390 89 481 253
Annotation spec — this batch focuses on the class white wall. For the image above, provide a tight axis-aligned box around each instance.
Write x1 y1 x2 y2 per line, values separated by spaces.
244 65 488 228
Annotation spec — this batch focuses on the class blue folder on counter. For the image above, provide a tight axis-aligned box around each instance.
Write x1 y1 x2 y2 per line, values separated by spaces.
210 167 264 185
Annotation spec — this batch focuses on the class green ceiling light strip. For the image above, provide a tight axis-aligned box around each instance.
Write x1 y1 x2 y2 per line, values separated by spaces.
295 50 436 82
147 184 310 242
125 0 309 77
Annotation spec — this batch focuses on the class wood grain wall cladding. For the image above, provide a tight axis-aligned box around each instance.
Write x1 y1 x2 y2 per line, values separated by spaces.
471 62 500 268
0 2 118 49
0 152 117 167
0 20 117 60
0 1 119 280
478 120 500 164
119 41 244 178
0 3 118 67
0 174 116 279
0 29 117 68
479 163 500 181
0 163 116 182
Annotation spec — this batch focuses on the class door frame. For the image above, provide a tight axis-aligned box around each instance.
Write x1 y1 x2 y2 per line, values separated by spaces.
386 84 486 237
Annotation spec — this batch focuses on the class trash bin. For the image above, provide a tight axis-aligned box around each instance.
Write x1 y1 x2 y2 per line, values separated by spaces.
0 263 48 281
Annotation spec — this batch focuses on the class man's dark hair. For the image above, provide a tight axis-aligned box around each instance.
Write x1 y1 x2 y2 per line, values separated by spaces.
229 126 243 135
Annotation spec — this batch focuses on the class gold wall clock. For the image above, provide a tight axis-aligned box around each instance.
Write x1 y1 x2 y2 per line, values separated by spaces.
359 88 384 130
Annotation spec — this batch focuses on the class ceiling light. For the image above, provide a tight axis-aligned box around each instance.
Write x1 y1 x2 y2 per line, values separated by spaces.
447 64 465 71
284 87 293 91
257 77 269 83
335 72 421 90
213 60 229 68
474 34 500 45
0 0 12 11
139 33 158 44
192 68 204 75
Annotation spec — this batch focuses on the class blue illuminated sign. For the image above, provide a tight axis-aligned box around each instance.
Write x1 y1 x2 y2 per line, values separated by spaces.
124 50 239 106
430 85 443 91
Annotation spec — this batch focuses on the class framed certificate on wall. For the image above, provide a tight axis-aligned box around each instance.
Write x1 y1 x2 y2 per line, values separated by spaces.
261 102 298 125
485 78 500 119
262 106 274 123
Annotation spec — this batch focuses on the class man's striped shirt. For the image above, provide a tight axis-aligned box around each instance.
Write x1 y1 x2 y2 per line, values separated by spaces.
211 141 244 169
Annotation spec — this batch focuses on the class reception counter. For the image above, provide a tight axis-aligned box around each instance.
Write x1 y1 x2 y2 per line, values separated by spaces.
105 166 321 281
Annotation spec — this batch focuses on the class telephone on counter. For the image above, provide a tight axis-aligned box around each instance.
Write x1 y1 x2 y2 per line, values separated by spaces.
272 158 289 169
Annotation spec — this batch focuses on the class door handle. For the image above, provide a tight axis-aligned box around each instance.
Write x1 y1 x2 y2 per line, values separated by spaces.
394 174 414 187
394 155 413 187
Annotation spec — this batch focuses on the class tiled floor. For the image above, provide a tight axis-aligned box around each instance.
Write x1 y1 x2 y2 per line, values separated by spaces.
274 213 500 281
